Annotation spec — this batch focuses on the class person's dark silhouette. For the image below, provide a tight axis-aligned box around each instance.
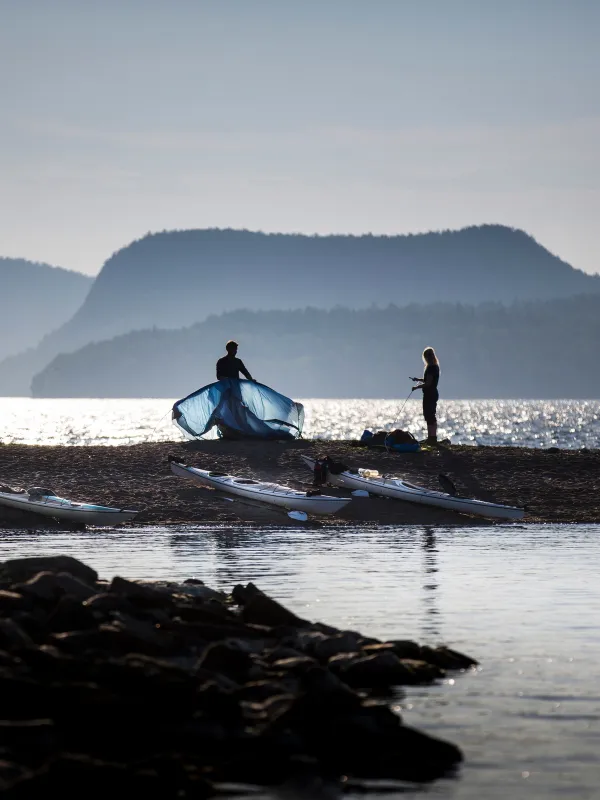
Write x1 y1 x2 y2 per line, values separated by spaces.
411 347 440 444
216 340 255 382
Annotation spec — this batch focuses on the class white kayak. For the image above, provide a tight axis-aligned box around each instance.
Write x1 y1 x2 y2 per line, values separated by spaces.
170 460 351 516
301 456 524 520
0 488 138 526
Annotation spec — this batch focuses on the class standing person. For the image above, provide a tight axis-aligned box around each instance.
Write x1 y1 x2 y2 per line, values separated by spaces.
411 347 440 445
216 340 256 382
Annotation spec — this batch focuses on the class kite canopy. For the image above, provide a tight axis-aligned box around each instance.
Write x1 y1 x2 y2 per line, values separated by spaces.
172 379 304 440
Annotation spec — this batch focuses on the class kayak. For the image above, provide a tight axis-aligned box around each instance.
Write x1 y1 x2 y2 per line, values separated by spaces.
0 488 138 526
300 456 524 520
170 459 351 516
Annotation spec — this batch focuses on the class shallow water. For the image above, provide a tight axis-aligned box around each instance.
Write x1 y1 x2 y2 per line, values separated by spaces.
1 523 598 799
0 397 599 448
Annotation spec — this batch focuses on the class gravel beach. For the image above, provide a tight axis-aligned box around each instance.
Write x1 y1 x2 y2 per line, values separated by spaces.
1 440 598 528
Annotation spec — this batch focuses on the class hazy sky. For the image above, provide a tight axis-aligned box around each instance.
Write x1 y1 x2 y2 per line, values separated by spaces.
1 0 599 276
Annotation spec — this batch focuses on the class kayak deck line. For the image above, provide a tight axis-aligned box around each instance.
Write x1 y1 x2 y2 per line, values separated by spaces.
170 459 351 516
300 455 525 521
0 490 139 526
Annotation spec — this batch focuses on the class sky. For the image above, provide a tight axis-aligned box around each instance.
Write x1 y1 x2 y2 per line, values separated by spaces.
1 0 599 276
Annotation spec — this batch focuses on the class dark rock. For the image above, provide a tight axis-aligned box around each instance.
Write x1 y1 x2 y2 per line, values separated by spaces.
270 656 318 676
0 555 471 791
330 651 440 688
387 639 423 660
194 681 243 723
235 679 290 704
195 640 253 681
311 621 344 636
98 617 173 655
0 648 18 668
242 692 296 726
82 592 136 615
172 601 237 625
0 719 57 758
47 595 98 633
6 611 50 644
54 572 97 601
0 619 35 650
240 592 308 629
0 556 97 586
0 673 50 719
172 619 269 644
17 645 82 681
360 642 396 656
419 645 479 669
49 628 107 654
17 572 62 602
315 711 461 782
0 760 28 788
311 631 364 662
1 753 211 798
231 581 263 606
174 584 225 602
275 668 363 724
50 617 172 657
264 645 305 662
109 577 174 609
0 591 32 614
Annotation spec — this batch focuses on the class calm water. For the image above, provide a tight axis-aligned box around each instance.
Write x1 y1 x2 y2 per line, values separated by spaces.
0 397 599 448
0 524 598 799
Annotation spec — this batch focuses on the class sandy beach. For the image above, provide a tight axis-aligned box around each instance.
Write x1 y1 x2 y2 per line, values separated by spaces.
1 439 598 528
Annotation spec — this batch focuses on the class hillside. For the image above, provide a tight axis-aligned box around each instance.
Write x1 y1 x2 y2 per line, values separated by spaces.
0 258 92 361
31 296 600 399
2 224 599 396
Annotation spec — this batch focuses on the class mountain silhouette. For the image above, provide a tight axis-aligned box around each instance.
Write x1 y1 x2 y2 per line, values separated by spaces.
31 296 600 399
1 224 598 395
0 258 92 362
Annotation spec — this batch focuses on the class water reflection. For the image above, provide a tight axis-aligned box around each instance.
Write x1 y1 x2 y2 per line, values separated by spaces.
168 525 447 643
421 528 442 641
168 526 311 592
0 524 599 798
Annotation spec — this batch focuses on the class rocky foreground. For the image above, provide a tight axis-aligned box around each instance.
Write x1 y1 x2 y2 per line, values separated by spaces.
0 555 477 797
1 439 599 528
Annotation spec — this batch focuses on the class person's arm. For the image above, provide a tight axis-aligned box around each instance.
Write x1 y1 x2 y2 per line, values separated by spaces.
413 368 434 391
238 360 254 381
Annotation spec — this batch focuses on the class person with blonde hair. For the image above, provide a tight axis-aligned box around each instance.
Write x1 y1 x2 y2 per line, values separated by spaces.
411 347 440 445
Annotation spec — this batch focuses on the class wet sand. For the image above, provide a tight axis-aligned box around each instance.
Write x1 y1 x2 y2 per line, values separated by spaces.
0 440 598 528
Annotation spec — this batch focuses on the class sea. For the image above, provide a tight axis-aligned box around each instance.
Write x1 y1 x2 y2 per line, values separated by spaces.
0 397 599 448
1 398 599 799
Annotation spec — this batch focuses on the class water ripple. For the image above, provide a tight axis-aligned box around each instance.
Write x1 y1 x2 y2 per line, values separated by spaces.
0 524 598 799
0 398 599 448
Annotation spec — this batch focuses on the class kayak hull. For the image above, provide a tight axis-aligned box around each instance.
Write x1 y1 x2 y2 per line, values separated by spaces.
301 456 524 520
0 492 138 526
171 460 350 516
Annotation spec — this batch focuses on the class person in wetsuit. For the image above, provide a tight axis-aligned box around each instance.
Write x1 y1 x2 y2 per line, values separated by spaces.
216 340 255 382
411 347 440 445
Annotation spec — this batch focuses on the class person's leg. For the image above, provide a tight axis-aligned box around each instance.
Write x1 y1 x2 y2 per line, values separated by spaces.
427 418 437 441
423 397 437 443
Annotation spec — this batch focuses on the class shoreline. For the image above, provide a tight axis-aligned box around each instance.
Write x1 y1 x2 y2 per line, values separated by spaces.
1 440 599 527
